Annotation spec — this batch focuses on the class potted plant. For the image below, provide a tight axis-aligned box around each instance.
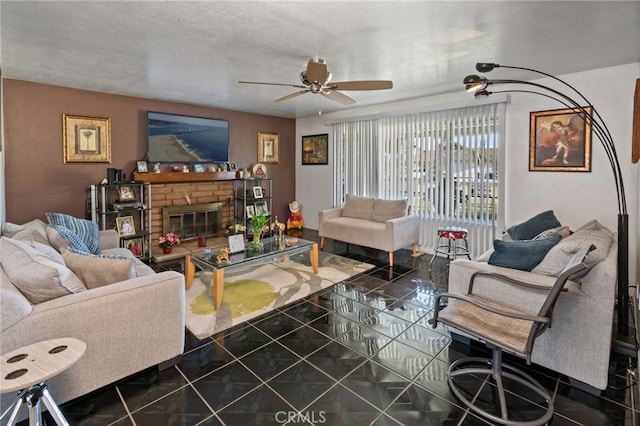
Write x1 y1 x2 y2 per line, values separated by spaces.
247 212 269 252
159 232 180 254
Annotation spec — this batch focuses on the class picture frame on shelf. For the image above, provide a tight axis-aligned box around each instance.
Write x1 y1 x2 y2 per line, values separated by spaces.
254 201 268 215
253 186 263 198
246 205 255 218
302 133 329 165
118 186 135 201
193 164 205 173
62 114 112 164
229 162 237 171
115 216 136 237
257 131 279 163
529 107 592 172
252 163 267 179
136 161 148 173
228 234 245 253
124 237 144 258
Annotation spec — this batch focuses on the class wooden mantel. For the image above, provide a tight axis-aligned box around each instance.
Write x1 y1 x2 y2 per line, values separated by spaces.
132 171 238 184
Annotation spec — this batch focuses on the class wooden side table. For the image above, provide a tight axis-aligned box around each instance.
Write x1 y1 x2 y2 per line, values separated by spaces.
1 338 86 426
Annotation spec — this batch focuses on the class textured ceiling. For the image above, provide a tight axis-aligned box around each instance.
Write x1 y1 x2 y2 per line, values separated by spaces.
2 1 639 119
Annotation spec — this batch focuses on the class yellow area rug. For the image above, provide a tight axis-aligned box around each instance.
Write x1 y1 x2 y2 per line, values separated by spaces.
184 252 374 339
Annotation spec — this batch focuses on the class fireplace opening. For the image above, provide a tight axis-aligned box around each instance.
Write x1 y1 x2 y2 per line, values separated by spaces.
162 203 223 241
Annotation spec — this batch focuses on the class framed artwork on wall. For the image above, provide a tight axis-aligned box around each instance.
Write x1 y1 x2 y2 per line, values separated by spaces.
302 133 328 165
257 131 279 163
62 114 111 163
529 107 592 172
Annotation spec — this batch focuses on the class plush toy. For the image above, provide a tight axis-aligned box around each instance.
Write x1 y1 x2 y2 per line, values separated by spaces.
286 201 303 230
216 247 230 265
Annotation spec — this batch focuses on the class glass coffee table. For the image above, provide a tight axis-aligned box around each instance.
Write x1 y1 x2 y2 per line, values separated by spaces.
185 236 319 310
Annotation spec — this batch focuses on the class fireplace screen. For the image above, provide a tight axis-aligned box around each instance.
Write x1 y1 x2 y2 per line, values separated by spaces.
162 203 223 241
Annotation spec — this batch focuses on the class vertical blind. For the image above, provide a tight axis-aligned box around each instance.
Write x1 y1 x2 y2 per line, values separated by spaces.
331 102 505 258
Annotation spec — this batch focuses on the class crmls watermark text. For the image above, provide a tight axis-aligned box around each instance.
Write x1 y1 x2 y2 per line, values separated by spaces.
275 411 327 424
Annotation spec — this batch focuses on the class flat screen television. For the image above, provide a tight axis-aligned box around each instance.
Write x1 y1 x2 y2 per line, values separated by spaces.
147 111 229 163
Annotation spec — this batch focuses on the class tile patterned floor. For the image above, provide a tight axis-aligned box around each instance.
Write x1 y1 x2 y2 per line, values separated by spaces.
23 230 639 425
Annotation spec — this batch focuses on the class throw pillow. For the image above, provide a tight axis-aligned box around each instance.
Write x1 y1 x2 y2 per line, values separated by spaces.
0 237 86 304
46 225 92 254
342 194 375 220
532 226 570 241
488 234 562 271
506 210 562 240
372 199 408 222
61 248 136 289
1 219 48 239
532 220 614 277
46 212 100 255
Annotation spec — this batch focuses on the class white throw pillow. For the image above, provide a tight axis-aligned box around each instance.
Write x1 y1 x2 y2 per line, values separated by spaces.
0 237 86 304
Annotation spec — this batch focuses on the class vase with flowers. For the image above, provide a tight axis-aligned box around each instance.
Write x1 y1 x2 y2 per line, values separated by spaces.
247 212 269 252
159 232 180 254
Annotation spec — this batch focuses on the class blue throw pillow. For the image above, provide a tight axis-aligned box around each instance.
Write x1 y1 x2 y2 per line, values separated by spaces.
506 210 561 240
46 213 100 255
51 225 92 254
488 234 562 271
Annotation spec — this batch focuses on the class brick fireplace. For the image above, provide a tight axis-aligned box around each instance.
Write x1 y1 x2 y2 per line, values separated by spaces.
149 180 233 245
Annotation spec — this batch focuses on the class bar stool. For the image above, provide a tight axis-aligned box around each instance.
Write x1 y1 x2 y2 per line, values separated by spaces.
428 226 471 278
1 338 86 425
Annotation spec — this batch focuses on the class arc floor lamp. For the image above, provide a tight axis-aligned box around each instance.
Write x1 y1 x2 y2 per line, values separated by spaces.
463 63 632 343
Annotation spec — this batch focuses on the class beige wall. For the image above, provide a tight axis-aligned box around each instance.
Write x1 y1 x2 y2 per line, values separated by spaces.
3 79 295 224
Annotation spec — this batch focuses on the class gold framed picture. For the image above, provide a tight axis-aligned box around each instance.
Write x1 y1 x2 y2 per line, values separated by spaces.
115 216 136 237
257 131 279 164
118 186 135 201
529 107 592 172
62 114 111 163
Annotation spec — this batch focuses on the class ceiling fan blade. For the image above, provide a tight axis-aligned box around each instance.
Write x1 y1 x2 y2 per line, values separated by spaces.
306 59 328 84
238 81 307 89
321 90 356 105
274 90 309 102
329 80 393 91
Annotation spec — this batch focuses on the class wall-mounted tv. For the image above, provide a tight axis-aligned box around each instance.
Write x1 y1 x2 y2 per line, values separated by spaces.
147 111 229 163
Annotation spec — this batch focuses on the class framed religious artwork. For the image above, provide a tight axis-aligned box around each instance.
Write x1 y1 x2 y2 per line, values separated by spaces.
62 114 111 163
257 131 279 163
302 133 329 165
529 107 592 172
118 186 135 201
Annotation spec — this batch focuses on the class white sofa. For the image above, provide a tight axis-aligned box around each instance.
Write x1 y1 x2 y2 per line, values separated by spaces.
1 218 185 417
446 218 617 392
318 194 420 266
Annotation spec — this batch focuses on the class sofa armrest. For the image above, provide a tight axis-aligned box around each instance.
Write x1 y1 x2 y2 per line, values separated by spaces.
384 214 420 251
99 229 120 251
318 208 343 236
0 271 185 406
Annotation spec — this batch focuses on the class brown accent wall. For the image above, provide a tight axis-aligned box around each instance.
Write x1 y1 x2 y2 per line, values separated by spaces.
3 79 295 224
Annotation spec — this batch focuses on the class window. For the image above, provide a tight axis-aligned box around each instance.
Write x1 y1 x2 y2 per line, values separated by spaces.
331 102 505 256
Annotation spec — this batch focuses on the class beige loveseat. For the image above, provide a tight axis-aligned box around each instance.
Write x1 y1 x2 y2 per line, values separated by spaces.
318 195 420 266
446 218 617 392
0 218 185 416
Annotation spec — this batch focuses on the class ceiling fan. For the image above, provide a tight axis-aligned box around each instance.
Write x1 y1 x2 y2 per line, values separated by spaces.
239 58 393 105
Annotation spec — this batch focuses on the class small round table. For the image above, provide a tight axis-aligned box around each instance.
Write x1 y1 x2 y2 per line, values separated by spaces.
429 226 471 278
1 338 86 426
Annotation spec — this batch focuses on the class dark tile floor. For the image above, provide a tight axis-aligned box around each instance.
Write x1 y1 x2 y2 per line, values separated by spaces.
22 230 639 425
